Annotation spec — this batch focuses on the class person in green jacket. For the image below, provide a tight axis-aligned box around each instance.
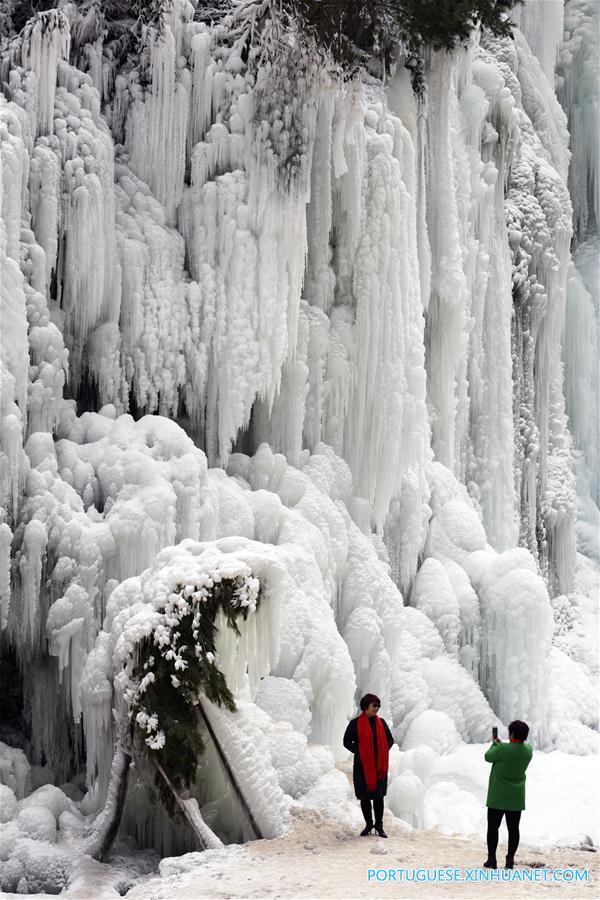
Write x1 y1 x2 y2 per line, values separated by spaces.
483 720 533 870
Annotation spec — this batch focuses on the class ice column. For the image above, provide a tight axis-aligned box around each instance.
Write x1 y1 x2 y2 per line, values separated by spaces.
125 15 190 225
424 52 470 473
467 548 553 739
558 0 599 240
513 0 564 85
21 10 71 136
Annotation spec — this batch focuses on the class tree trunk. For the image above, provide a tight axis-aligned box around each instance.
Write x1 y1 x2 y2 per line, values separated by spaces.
87 749 131 862
197 701 263 840
153 759 223 850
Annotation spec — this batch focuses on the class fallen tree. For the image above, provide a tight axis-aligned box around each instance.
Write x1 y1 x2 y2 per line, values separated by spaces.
86 566 261 861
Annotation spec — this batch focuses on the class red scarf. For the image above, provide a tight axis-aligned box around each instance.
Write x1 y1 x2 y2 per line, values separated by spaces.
357 712 389 792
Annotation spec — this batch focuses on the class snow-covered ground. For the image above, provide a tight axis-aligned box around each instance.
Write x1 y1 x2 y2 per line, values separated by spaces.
125 809 600 900
414 745 599 848
6 801 598 900
1 749 597 899
0 0 598 895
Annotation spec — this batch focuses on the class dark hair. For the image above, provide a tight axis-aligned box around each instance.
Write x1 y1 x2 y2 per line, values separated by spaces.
360 693 381 711
508 720 529 741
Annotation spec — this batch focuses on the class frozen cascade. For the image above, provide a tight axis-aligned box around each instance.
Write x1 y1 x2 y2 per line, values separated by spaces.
423 43 519 553
483 29 577 595
564 240 599 520
21 10 71 136
558 0 599 563
557 0 599 242
0 0 598 862
462 49 519 552
423 51 471 476
513 0 564 86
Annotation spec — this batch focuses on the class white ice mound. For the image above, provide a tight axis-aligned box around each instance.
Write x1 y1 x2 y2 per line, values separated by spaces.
256 675 311 736
466 547 554 731
15 806 57 843
0 774 77 896
402 710 461 755
0 743 31 800
16 784 79 821
0 784 17 823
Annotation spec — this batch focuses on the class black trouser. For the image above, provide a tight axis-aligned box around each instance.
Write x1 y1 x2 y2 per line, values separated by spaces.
361 797 384 827
487 808 522 860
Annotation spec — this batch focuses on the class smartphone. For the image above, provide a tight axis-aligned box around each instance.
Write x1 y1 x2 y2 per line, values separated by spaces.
492 726 498 740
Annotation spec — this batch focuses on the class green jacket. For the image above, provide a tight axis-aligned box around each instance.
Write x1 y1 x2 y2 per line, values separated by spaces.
485 741 533 811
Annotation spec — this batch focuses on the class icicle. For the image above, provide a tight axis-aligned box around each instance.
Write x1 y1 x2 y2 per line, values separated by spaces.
0 137 29 521
303 92 335 314
0 243 28 422
513 0 564 84
18 518 48 651
564 242 600 510
558 0 599 240
0 522 12 629
1 97 30 263
188 29 213 150
410 558 460 657
21 10 71 136
29 144 61 288
424 52 470 472
124 20 190 224
466 547 553 739
462 46 520 551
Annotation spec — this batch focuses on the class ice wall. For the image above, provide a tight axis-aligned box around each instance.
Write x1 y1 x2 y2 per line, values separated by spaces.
558 0 599 242
487 29 576 596
1 3 579 591
513 0 564 85
564 241 599 521
423 47 518 554
558 0 600 559
0 0 597 856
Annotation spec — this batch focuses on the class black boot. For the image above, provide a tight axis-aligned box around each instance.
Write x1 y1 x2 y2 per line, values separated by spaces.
360 824 374 836
374 823 388 839
505 856 514 869
483 858 497 869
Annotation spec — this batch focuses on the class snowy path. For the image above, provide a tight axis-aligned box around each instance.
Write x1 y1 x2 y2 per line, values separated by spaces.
121 808 598 900
2 806 597 899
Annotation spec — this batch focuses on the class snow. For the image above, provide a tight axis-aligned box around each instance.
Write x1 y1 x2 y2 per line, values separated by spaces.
0 783 17 823
15 806 57 843
21 10 71 137
513 0 565 86
255 675 311 736
199 699 290 839
558 0 599 241
122 796 598 900
0 0 598 889
410 559 461 657
395 742 599 849
0 743 31 800
402 711 462 756
564 238 600 567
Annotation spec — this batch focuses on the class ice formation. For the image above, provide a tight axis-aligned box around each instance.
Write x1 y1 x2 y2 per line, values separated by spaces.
0 0 597 875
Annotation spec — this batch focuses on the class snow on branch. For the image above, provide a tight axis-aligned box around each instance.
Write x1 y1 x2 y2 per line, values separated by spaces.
115 564 260 811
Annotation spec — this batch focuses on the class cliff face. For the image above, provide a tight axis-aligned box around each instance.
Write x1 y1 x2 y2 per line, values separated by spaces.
0 0 597 857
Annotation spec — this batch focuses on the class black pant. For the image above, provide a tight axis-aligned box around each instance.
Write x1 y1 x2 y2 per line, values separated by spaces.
487 808 522 860
361 797 384 827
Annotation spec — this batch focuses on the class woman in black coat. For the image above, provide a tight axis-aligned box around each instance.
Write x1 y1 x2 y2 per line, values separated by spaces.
343 693 394 837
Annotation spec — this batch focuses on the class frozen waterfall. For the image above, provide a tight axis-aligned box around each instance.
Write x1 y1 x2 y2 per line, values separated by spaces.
0 0 597 865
